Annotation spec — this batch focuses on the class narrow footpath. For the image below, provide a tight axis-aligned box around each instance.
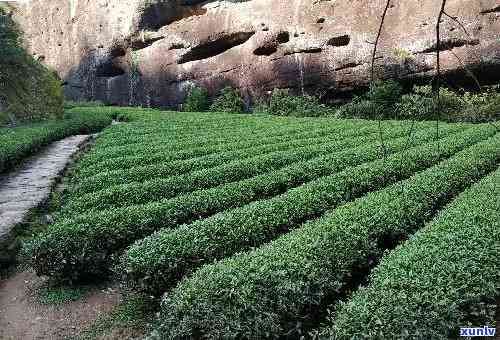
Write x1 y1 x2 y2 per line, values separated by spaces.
0 135 90 259
0 134 124 340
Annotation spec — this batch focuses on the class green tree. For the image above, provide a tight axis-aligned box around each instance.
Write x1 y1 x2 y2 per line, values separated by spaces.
0 7 64 125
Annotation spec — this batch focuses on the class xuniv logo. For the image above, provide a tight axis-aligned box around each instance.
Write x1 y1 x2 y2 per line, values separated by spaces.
460 326 496 337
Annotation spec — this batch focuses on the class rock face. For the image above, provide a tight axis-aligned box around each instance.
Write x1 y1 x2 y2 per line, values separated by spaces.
12 0 500 109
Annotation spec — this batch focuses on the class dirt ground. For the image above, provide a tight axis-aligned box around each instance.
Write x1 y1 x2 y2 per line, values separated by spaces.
0 270 121 340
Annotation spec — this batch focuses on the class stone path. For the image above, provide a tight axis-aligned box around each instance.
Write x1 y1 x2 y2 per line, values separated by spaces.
0 135 91 265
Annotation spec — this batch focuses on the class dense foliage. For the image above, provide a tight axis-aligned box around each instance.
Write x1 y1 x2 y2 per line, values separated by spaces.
21 108 499 339
256 88 334 117
182 82 500 122
120 125 484 295
209 86 246 113
323 167 499 339
0 7 64 124
183 86 210 112
337 83 500 122
151 133 499 339
29 118 398 280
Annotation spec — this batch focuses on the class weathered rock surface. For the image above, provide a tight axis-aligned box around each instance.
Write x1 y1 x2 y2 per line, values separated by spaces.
12 0 500 108
0 135 90 266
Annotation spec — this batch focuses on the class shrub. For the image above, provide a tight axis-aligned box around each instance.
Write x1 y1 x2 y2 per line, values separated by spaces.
336 80 402 119
0 8 64 124
28 122 418 282
394 85 500 122
73 120 366 179
64 100 106 110
251 97 269 115
259 89 333 117
335 98 382 119
79 119 350 166
396 85 500 122
150 132 500 339
323 167 499 339
0 110 14 126
65 134 389 214
183 86 210 112
72 124 362 195
119 125 477 296
395 92 434 120
209 87 245 113
366 79 403 110
458 90 500 123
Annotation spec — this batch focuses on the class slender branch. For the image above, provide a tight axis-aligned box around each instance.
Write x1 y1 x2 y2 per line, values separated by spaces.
442 11 471 38
371 0 392 83
371 0 392 161
433 0 447 157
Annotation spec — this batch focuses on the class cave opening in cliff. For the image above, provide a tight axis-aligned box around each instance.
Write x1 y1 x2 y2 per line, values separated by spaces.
276 31 290 44
327 34 351 47
138 1 208 30
95 60 126 77
420 38 480 53
253 45 278 56
178 31 256 64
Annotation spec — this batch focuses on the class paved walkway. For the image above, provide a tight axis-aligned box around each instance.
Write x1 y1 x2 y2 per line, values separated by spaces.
0 135 91 265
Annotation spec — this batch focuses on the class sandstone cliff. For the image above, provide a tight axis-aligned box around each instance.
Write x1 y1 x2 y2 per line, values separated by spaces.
11 0 500 109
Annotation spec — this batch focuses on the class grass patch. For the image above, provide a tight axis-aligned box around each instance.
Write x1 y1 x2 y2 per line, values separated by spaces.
75 294 156 340
36 284 91 305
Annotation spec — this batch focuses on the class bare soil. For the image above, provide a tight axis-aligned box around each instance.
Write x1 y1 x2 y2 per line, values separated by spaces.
0 270 121 340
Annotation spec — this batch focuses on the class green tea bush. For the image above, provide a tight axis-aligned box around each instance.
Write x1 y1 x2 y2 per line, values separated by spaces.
323 167 499 339
183 86 210 112
89 111 359 150
72 123 363 195
28 122 420 282
65 133 385 214
76 118 359 172
119 125 478 296
74 120 366 179
209 86 245 113
150 133 500 339
258 89 333 117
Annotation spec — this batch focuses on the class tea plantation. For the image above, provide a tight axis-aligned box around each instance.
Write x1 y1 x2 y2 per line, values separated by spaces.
23 107 499 339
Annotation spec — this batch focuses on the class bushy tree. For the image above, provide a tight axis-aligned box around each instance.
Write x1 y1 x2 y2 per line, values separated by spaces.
366 79 403 111
0 7 64 125
210 86 245 114
262 88 333 117
183 86 210 112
